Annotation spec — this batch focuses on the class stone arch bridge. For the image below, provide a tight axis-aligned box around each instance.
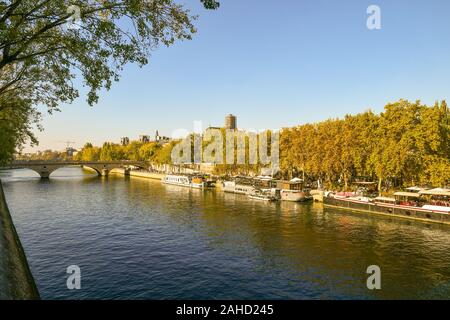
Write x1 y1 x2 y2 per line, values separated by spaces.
3 160 147 179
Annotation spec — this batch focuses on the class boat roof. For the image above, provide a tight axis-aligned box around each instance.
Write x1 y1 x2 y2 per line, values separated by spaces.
419 188 450 196
256 175 273 180
406 186 425 192
374 196 396 202
393 192 421 198
276 179 302 185
290 177 303 183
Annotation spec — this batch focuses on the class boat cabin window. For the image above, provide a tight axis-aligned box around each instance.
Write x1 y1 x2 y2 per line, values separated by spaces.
394 192 424 207
276 181 303 190
428 195 450 207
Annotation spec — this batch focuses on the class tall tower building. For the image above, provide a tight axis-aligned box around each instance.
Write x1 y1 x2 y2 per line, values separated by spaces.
225 114 237 130
139 135 150 143
120 137 130 146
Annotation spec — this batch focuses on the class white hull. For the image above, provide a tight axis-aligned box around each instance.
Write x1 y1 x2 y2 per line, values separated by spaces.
421 205 450 212
249 195 274 201
163 181 191 187
223 181 255 195
162 181 191 187
163 175 209 189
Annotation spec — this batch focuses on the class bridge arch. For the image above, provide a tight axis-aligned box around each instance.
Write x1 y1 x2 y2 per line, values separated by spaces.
5 161 148 179
20 164 99 179
58 165 105 177
79 165 103 177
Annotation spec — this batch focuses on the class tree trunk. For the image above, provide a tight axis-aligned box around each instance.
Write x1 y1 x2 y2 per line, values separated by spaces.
343 172 348 191
378 177 382 194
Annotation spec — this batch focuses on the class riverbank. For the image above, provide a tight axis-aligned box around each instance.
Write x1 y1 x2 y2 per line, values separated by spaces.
0 180 40 299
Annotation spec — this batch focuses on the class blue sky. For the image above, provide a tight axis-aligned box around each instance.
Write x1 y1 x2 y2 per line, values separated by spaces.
30 0 450 151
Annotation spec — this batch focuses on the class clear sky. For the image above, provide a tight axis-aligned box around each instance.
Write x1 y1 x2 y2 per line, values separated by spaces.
28 0 450 152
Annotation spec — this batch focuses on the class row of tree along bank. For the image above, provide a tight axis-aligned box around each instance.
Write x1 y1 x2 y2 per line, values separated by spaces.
281 100 449 191
16 100 450 192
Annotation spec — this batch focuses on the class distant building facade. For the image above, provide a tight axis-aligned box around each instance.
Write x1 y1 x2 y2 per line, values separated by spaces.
205 126 221 132
120 137 130 146
225 114 237 130
155 130 171 144
121 132 170 146
66 147 77 157
139 135 150 143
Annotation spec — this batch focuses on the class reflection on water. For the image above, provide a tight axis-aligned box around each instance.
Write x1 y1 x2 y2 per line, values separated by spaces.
1 168 450 299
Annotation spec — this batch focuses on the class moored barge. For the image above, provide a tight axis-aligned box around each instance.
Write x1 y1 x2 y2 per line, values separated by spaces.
323 188 450 225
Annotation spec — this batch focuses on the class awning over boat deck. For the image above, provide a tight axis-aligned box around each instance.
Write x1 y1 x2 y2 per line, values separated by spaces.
256 175 274 180
406 186 425 192
419 188 450 197
394 192 421 198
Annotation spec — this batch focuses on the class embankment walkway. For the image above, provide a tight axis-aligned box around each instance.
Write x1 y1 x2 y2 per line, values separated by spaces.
0 181 40 299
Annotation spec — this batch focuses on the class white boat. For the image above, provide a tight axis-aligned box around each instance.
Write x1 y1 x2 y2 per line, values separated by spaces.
248 189 277 201
223 181 236 193
418 188 450 213
277 178 310 202
421 205 450 213
162 175 213 189
162 175 191 187
222 180 255 195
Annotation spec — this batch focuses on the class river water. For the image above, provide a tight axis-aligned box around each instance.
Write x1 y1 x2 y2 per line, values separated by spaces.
1 167 449 299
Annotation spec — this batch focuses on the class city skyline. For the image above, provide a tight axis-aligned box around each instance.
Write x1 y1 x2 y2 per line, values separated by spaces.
26 0 450 151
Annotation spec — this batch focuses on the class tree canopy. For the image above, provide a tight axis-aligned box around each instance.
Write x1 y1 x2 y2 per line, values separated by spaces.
0 0 217 164
281 100 450 190
0 96 40 164
0 0 214 110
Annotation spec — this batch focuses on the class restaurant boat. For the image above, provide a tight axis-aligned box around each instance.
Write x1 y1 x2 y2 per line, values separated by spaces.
223 176 313 202
276 178 311 202
223 176 278 196
162 174 214 189
324 187 450 225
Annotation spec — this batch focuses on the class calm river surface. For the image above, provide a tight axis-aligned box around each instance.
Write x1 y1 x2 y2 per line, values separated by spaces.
1 167 450 299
